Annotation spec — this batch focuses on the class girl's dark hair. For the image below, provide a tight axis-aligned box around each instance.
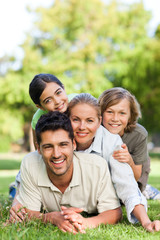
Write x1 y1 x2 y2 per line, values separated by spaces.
29 73 64 105
98 87 141 132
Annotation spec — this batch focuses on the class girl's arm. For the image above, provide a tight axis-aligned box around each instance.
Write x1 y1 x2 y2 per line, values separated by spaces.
32 128 37 150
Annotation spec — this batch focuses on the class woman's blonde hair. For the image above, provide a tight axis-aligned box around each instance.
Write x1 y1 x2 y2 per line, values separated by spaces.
98 87 141 132
68 93 101 119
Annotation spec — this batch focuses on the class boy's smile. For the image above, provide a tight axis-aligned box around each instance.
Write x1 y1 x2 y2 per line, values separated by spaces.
102 99 130 136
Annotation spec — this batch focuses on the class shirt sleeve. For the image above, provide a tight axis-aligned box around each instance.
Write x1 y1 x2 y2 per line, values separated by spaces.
108 156 147 223
15 170 21 187
131 137 148 165
96 161 120 213
31 109 47 130
16 156 42 211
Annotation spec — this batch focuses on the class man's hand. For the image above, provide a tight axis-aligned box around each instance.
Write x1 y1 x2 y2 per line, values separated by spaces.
9 200 27 223
61 206 85 232
44 211 83 234
143 220 160 232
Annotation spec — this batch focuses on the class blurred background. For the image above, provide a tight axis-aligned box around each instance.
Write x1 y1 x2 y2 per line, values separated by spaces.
0 0 160 153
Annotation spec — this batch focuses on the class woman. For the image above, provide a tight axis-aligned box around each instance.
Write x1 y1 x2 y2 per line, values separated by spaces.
68 92 160 231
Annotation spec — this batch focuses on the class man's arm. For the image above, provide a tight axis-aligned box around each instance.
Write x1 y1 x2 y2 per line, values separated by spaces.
26 207 85 234
9 200 84 234
61 206 122 229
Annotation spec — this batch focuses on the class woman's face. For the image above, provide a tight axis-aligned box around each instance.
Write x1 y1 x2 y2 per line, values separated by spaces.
102 99 130 136
70 103 101 150
38 82 68 112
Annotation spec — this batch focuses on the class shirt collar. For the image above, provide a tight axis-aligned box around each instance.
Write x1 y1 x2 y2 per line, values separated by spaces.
83 125 103 155
38 153 81 191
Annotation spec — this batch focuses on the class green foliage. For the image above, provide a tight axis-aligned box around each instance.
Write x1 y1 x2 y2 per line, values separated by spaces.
1 0 160 150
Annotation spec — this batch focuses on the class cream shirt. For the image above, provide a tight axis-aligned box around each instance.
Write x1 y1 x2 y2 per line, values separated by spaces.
17 151 120 214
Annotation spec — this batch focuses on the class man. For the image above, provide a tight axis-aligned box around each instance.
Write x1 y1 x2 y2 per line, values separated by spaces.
10 111 121 234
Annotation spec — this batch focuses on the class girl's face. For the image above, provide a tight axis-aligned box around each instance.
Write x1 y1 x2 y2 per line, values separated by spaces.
70 103 101 150
102 98 130 136
38 82 68 112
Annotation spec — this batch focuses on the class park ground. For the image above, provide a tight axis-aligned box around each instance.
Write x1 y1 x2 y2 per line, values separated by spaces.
0 152 160 240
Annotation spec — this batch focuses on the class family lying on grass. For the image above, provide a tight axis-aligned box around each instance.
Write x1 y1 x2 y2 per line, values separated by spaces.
8 74 160 233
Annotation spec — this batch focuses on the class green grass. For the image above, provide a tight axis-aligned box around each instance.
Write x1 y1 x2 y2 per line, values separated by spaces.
0 156 160 239
0 160 21 170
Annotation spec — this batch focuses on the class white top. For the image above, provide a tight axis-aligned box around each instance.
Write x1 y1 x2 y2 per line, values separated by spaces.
82 125 147 223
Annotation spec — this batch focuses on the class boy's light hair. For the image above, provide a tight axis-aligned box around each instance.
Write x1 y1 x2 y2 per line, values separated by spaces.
98 87 141 132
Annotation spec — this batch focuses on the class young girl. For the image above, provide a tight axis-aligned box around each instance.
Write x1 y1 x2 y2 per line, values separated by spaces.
29 73 77 148
68 93 160 231
98 87 160 200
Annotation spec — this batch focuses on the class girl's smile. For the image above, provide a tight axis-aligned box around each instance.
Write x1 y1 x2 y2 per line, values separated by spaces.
38 82 68 113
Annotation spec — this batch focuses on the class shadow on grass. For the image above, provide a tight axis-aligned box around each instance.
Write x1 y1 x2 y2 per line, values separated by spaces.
0 176 16 197
149 152 160 160
148 176 160 190
0 160 21 170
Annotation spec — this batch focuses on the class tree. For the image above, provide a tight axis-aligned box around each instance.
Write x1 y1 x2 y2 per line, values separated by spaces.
1 0 159 151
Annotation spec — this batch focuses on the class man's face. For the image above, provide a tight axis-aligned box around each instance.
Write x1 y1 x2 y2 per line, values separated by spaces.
37 129 76 181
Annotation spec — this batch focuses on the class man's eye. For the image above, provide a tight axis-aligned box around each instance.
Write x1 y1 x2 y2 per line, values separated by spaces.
61 143 68 147
44 146 52 150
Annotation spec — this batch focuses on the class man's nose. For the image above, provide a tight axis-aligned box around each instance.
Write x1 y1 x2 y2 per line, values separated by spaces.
52 147 61 158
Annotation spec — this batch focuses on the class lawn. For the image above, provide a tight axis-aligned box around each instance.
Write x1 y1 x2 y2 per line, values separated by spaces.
0 154 160 240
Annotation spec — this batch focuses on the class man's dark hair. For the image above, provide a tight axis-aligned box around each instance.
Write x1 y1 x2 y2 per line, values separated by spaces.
29 73 64 105
35 111 74 145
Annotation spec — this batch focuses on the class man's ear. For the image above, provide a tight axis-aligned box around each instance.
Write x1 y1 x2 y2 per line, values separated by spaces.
36 104 45 111
36 143 41 154
73 139 76 151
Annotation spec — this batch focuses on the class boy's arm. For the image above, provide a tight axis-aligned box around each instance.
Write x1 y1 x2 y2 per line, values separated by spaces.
113 143 142 181
61 206 122 229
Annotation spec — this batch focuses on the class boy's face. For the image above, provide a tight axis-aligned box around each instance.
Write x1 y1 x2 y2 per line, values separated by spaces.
37 82 68 112
102 99 130 136
37 129 76 181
